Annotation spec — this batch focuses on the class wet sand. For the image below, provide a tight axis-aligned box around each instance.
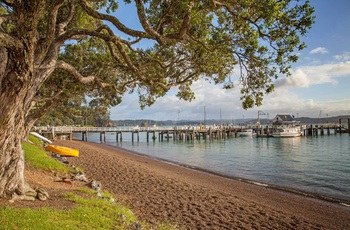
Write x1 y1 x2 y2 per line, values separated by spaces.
55 140 350 229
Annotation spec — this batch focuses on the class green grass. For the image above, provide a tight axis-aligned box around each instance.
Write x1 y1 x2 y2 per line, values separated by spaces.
28 134 43 146
0 135 178 230
23 139 69 173
0 192 138 230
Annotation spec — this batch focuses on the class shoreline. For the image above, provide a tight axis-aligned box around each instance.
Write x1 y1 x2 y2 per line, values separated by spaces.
56 140 350 229
105 142 350 207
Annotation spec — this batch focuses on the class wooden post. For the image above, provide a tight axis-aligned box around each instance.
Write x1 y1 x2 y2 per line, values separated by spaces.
266 126 269 137
310 125 313 136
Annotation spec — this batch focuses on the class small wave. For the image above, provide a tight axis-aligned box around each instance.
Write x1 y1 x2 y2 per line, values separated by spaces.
250 181 269 187
340 203 350 207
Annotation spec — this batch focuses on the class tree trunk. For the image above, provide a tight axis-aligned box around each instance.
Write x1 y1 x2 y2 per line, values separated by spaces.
0 84 28 198
0 0 49 198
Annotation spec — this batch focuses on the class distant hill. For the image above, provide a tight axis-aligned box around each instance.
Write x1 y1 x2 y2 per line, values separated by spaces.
240 115 350 125
297 115 350 124
112 115 350 127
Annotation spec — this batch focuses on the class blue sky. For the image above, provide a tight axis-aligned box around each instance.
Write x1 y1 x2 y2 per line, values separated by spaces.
110 1 350 121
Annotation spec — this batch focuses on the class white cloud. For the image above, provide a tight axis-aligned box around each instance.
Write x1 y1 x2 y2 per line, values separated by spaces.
110 79 350 120
275 61 350 88
310 47 328 54
333 52 350 61
110 56 350 120
262 88 350 118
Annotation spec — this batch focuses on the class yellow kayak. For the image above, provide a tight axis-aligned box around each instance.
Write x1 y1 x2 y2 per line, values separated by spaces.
45 145 79 157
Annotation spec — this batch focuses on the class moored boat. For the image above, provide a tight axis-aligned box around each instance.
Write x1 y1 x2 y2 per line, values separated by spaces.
238 128 256 137
45 145 79 157
271 114 302 138
271 126 302 137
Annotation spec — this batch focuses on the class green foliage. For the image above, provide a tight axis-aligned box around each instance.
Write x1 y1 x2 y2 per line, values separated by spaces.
3 0 315 129
35 104 112 127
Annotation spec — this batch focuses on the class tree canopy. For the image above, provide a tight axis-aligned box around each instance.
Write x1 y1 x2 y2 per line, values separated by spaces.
2 0 315 113
0 0 314 198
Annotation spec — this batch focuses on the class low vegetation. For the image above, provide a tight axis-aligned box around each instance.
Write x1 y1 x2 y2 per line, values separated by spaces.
0 136 176 230
23 139 69 173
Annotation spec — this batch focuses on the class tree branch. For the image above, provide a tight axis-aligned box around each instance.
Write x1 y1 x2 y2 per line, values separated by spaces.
55 60 121 92
35 0 67 66
46 0 66 41
57 0 75 36
79 0 148 39
134 0 164 44
177 1 194 39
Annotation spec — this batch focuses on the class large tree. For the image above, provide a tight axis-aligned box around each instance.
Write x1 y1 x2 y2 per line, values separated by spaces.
0 0 314 198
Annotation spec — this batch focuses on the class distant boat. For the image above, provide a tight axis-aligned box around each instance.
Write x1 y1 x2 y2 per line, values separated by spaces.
238 128 256 137
271 114 302 138
271 126 302 138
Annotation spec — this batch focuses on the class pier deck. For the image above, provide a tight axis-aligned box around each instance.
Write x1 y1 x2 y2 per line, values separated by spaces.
36 122 349 143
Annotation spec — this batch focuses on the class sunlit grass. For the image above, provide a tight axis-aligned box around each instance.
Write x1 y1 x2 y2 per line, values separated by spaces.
0 192 138 230
23 140 69 173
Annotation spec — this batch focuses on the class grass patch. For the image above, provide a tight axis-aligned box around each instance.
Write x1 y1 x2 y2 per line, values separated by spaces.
0 192 138 230
23 141 69 173
28 134 43 146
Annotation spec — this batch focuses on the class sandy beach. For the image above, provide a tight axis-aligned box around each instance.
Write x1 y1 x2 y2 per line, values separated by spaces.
53 140 350 229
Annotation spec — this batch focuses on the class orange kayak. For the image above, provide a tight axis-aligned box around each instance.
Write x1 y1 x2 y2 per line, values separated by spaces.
45 145 79 157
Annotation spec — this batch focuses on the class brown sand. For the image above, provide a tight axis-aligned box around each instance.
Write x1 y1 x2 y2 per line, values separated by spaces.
55 140 350 229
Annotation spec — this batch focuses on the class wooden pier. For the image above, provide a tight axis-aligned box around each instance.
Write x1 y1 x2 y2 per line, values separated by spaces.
39 126 241 142
36 121 349 143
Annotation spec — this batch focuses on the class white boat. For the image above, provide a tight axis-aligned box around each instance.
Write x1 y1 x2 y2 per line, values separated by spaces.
238 129 256 137
271 114 302 138
272 126 302 138
30 131 52 144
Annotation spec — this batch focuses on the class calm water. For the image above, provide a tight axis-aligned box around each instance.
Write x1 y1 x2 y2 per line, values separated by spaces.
73 132 350 202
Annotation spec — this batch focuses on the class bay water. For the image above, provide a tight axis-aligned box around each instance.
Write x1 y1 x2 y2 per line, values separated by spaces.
73 131 350 203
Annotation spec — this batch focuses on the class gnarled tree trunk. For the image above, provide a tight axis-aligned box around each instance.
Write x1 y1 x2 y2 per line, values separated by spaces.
0 67 30 197
0 106 27 198
0 0 48 198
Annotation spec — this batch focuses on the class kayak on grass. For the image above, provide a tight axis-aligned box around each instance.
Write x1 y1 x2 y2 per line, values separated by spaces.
45 145 79 157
